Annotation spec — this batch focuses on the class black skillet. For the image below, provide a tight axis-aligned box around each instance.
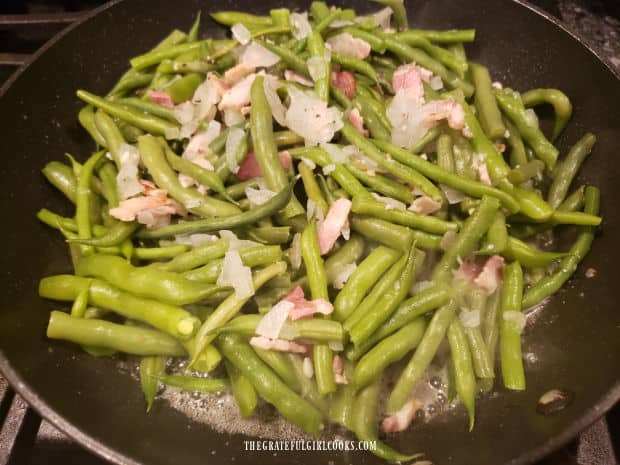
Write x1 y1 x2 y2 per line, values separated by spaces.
0 0 619 464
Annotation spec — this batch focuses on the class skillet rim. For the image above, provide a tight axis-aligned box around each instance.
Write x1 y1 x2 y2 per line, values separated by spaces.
0 1 618 464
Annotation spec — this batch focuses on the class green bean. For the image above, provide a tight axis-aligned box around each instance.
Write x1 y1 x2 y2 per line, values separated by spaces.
482 291 501 382
39 275 199 339
301 221 329 300
163 142 228 197
69 221 137 247
274 130 304 148
245 226 291 245
355 317 427 388
436 133 455 172
333 246 400 321
354 381 420 462
93 111 126 167
463 289 494 379
217 333 323 434
328 360 356 429
310 1 330 21
347 282 453 360
558 185 586 212
121 97 177 122
353 97 391 141
253 348 302 393
298 161 328 216
42 161 78 203
350 215 413 251
495 88 559 170
133 245 190 261
187 11 201 41
447 319 476 430
471 63 506 139
137 179 294 238
449 43 467 61
522 187 600 308
77 91 178 136
397 29 476 44
76 254 220 306
47 311 186 356
150 238 227 272
130 39 212 70
345 164 413 204
190 261 287 366
250 76 304 219
504 118 528 168
372 139 520 212
550 210 601 226
225 361 257 418
108 72 154 98
332 53 378 84
351 195 458 235
70 288 89 318
314 8 343 33
98 162 120 208
210 11 272 27
433 196 500 282
350 245 417 346
502 236 566 268
322 234 365 285
500 261 525 390
480 212 508 254
342 123 442 201
75 151 105 255
507 160 545 185
521 88 572 141
401 35 468 76
307 31 331 101
382 36 474 97
140 355 166 412
78 105 107 147
547 133 596 209
337 27 385 53
255 39 309 77
161 374 227 393
182 246 284 283
387 300 456 413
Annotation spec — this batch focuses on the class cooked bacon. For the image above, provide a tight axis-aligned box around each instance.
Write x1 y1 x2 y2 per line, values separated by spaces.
473 154 492 186
331 71 356 100
255 300 295 339
283 286 333 320
110 181 179 228
146 90 174 108
317 198 352 255
219 73 257 111
249 336 308 354
409 196 442 215
422 99 465 130
348 108 368 136
453 260 483 284
284 69 314 87
382 399 422 433
236 151 292 180
392 64 424 102
474 255 504 294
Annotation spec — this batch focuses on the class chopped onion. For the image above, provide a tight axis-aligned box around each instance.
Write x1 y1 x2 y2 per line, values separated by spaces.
306 198 316 221
372 193 406 211
240 42 280 68
387 90 430 148
245 186 276 206
410 280 434 295
430 75 444 90
290 12 312 40
173 101 195 125
503 311 527 333
116 143 143 200
323 164 336 175
326 33 371 59
440 231 457 251
290 232 302 270
192 77 221 122
459 308 481 328
320 143 350 164
333 262 357 289
216 250 254 298
330 19 355 28
174 233 218 247
249 336 307 354
328 340 344 352
219 230 261 251
307 56 327 82
223 109 245 127
284 87 343 146
284 69 314 87
524 108 539 128
372 6 393 29
256 300 295 339
225 127 245 174
263 76 287 126
439 184 466 204
302 357 314 378
300 157 316 169
231 23 251 45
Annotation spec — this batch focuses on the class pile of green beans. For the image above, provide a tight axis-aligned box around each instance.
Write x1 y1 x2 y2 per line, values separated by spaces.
37 2 602 461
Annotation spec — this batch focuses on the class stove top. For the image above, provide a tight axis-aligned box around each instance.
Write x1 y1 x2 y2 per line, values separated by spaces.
0 1 618 464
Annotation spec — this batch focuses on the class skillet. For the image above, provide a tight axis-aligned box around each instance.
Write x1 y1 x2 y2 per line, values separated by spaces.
0 0 619 464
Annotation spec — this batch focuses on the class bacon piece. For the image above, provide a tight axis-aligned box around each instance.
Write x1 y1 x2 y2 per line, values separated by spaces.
219 73 257 111
317 198 352 255
474 255 505 294
224 63 254 86
473 154 492 186
256 300 295 339
409 196 442 215
110 181 179 228
236 151 292 180
331 71 356 100
283 286 334 320
382 399 422 433
348 108 368 136
249 336 308 354
392 64 424 102
422 99 465 130
147 90 174 108
453 260 483 284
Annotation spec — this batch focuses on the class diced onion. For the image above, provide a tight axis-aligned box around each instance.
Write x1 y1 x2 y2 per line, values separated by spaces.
290 232 302 270
245 186 277 206
290 12 312 40
240 42 280 69
333 262 357 289
116 143 143 200
219 230 261 251
256 300 295 339
225 127 245 174
284 87 343 146
216 250 254 298
263 76 287 126
459 308 481 328
503 311 527 333
307 56 327 82
302 357 314 378
320 143 350 164
326 33 371 60
372 7 393 29
231 23 251 45
372 193 406 210
439 184 466 204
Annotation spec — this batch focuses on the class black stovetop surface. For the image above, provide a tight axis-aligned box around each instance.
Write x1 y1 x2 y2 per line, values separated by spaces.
0 1 618 464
